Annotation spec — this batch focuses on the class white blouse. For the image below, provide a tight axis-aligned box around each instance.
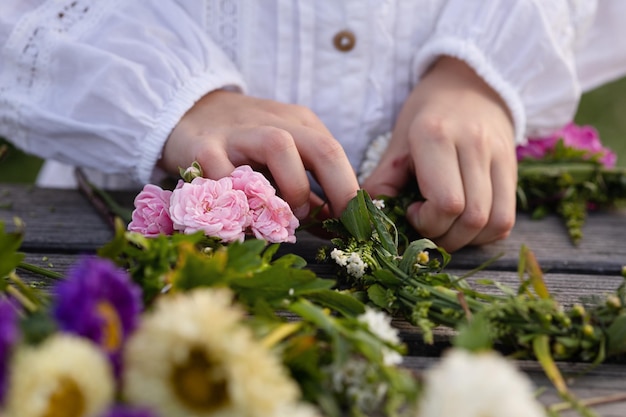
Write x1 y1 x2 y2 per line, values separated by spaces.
1 0 625 188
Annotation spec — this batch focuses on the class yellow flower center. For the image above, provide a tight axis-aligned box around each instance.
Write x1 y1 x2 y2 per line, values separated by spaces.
96 301 122 352
171 347 229 412
42 376 86 417
416 251 429 265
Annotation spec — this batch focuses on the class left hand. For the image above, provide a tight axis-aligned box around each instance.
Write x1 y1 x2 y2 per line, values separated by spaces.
362 56 517 252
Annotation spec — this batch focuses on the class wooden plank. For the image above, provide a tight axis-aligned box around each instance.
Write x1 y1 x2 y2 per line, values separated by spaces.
450 209 626 274
0 184 116 252
2 185 625 274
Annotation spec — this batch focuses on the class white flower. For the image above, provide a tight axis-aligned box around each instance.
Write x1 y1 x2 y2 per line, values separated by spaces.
346 252 367 279
332 249 369 278
416 349 547 417
330 248 348 267
4 334 115 417
358 307 403 366
326 358 389 413
372 199 386 210
123 288 304 417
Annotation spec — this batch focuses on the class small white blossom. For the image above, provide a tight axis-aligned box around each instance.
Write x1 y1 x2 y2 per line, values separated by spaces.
372 199 386 210
326 358 388 412
330 248 348 266
346 252 367 279
416 349 547 417
358 307 403 366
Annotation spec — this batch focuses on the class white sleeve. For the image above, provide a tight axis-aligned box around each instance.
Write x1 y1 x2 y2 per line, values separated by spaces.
411 0 598 143
0 0 246 184
575 1 626 92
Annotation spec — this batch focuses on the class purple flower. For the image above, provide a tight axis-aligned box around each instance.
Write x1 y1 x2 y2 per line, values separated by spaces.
517 122 617 167
0 297 19 405
100 405 159 417
53 256 142 378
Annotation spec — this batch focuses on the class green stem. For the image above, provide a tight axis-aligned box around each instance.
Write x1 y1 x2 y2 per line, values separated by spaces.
18 261 63 280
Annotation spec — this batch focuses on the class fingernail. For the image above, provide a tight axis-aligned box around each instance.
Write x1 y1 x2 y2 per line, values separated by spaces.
294 203 310 220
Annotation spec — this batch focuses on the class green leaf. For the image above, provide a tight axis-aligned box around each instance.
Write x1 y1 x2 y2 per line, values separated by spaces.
272 253 308 269
606 313 626 357
371 269 402 287
20 310 58 345
305 289 366 317
340 190 372 241
225 239 266 272
367 284 389 309
231 267 334 305
288 299 337 334
453 314 494 352
398 238 438 274
364 193 398 255
172 248 229 290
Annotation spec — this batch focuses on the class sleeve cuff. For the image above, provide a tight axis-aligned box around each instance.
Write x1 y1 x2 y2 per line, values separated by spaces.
137 73 246 184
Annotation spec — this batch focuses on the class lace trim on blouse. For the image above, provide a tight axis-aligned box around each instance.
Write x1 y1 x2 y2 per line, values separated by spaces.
205 0 240 66
0 0 121 144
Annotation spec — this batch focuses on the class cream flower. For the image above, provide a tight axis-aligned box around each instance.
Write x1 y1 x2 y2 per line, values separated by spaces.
357 307 403 366
416 349 547 417
123 288 304 417
3 334 114 417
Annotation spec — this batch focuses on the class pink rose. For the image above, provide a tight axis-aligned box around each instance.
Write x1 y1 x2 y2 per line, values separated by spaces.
250 195 299 243
230 165 274 203
518 122 617 167
127 184 174 237
169 176 251 242
231 165 299 243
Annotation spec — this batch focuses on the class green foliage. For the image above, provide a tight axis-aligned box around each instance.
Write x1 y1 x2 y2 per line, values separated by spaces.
0 220 25 285
517 159 626 244
323 189 626 366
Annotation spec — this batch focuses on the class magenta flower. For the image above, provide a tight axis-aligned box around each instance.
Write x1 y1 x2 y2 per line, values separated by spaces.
231 165 299 243
53 256 143 378
127 184 174 237
517 122 617 167
0 297 18 405
169 176 251 242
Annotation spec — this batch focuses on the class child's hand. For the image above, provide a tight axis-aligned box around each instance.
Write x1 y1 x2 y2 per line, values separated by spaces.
160 90 359 219
362 56 517 252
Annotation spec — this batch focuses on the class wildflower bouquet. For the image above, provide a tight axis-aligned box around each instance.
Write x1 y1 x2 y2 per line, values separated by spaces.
1 217 554 417
0 219 419 417
516 123 626 244
2 161 624 417
322 189 626 415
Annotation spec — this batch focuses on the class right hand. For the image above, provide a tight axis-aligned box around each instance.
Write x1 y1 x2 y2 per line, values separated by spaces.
160 90 359 219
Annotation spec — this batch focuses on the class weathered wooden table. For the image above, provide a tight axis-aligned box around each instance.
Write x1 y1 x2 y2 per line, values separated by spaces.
1 183 626 416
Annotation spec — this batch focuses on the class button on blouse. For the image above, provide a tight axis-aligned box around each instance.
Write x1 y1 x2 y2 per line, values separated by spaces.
333 30 356 52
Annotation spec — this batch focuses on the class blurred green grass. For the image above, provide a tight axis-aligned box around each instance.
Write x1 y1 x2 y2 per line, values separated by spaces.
574 77 626 167
1 76 626 183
